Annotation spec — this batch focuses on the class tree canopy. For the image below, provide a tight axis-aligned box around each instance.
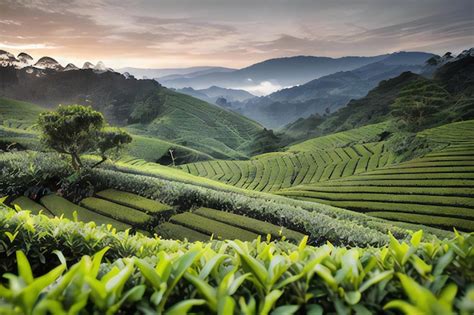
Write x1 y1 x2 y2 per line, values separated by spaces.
38 105 132 170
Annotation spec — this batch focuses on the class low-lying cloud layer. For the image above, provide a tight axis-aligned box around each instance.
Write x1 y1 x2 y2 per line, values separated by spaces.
1 0 472 68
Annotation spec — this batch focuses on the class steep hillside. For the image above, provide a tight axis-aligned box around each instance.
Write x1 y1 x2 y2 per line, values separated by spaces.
282 54 474 142
126 90 266 159
237 52 432 128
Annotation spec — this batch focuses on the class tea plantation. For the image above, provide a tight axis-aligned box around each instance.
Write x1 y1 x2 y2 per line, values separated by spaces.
182 120 474 231
1 97 474 313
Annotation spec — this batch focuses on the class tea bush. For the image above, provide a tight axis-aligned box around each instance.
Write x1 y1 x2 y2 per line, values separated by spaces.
0 206 472 314
0 151 451 246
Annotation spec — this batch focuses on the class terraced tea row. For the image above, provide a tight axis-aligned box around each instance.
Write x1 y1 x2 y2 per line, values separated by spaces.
9 189 173 231
278 144 474 231
157 207 305 242
181 141 396 192
9 189 306 242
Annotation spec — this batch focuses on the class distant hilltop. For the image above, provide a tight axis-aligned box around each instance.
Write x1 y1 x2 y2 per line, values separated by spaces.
0 49 114 74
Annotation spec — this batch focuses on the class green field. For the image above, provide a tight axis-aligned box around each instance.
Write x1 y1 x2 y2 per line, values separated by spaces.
180 120 474 231
0 96 264 163
277 121 474 231
40 194 132 231
180 123 397 192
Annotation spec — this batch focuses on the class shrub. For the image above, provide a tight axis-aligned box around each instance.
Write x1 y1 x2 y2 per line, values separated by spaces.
0 206 472 314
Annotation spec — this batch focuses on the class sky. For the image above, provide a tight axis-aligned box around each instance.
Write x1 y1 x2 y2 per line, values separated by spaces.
1 0 473 69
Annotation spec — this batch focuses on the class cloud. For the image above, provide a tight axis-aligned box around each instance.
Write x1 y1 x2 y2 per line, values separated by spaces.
0 0 472 68
0 42 59 49
250 8 474 57
239 81 284 96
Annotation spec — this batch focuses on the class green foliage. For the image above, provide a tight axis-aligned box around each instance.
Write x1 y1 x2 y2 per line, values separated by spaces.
0 151 71 196
391 80 451 131
0 207 473 314
157 222 210 242
96 189 174 215
96 127 132 158
38 105 131 170
170 212 259 241
80 197 152 227
40 194 132 231
193 207 305 242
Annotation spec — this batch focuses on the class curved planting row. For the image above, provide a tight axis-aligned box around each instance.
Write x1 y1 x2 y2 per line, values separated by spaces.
157 207 306 243
278 144 474 231
9 188 174 231
181 141 395 192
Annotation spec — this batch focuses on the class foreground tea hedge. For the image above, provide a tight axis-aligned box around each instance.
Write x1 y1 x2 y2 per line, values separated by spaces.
0 208 473 314
1 151 454 246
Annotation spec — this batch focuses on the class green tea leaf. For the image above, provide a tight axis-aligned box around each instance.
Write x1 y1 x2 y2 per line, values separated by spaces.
16 251 34 285
165 299 206 315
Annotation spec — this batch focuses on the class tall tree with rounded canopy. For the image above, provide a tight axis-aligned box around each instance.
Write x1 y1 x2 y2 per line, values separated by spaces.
38 105 132 170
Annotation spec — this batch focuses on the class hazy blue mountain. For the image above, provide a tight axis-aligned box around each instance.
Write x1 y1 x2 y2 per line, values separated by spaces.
160 52 433 94
117 66 235 80
234 52 434 128
281 53 474 142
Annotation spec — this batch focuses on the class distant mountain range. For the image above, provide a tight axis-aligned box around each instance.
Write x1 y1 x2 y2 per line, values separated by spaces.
157 52 434 95
232 52 435 128
0 50 114 73
281 49 474 142
116 66 235 80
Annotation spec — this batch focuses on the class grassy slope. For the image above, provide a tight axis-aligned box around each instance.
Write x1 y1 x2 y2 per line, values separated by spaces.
0 97 45 126
127 90 264 159
0 97 213 164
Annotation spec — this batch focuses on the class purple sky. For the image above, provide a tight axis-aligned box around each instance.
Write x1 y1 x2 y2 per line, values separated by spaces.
1 0 473 68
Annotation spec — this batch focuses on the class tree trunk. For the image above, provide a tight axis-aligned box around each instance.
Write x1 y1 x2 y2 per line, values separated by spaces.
71 153 83 171
91 156 107 169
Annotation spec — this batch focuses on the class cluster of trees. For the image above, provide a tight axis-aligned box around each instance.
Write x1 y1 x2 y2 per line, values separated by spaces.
391 80 450 131
38 105 132 171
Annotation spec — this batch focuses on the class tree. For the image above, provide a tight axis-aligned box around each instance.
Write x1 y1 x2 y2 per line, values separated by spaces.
391 96 438 130
93 127 133 168
38 105 132 170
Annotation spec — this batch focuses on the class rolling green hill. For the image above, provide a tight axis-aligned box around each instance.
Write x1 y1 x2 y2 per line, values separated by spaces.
127 90 266 159
181 120 474 231
0 97 213 163
0 66 274 159
180 122 397 192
